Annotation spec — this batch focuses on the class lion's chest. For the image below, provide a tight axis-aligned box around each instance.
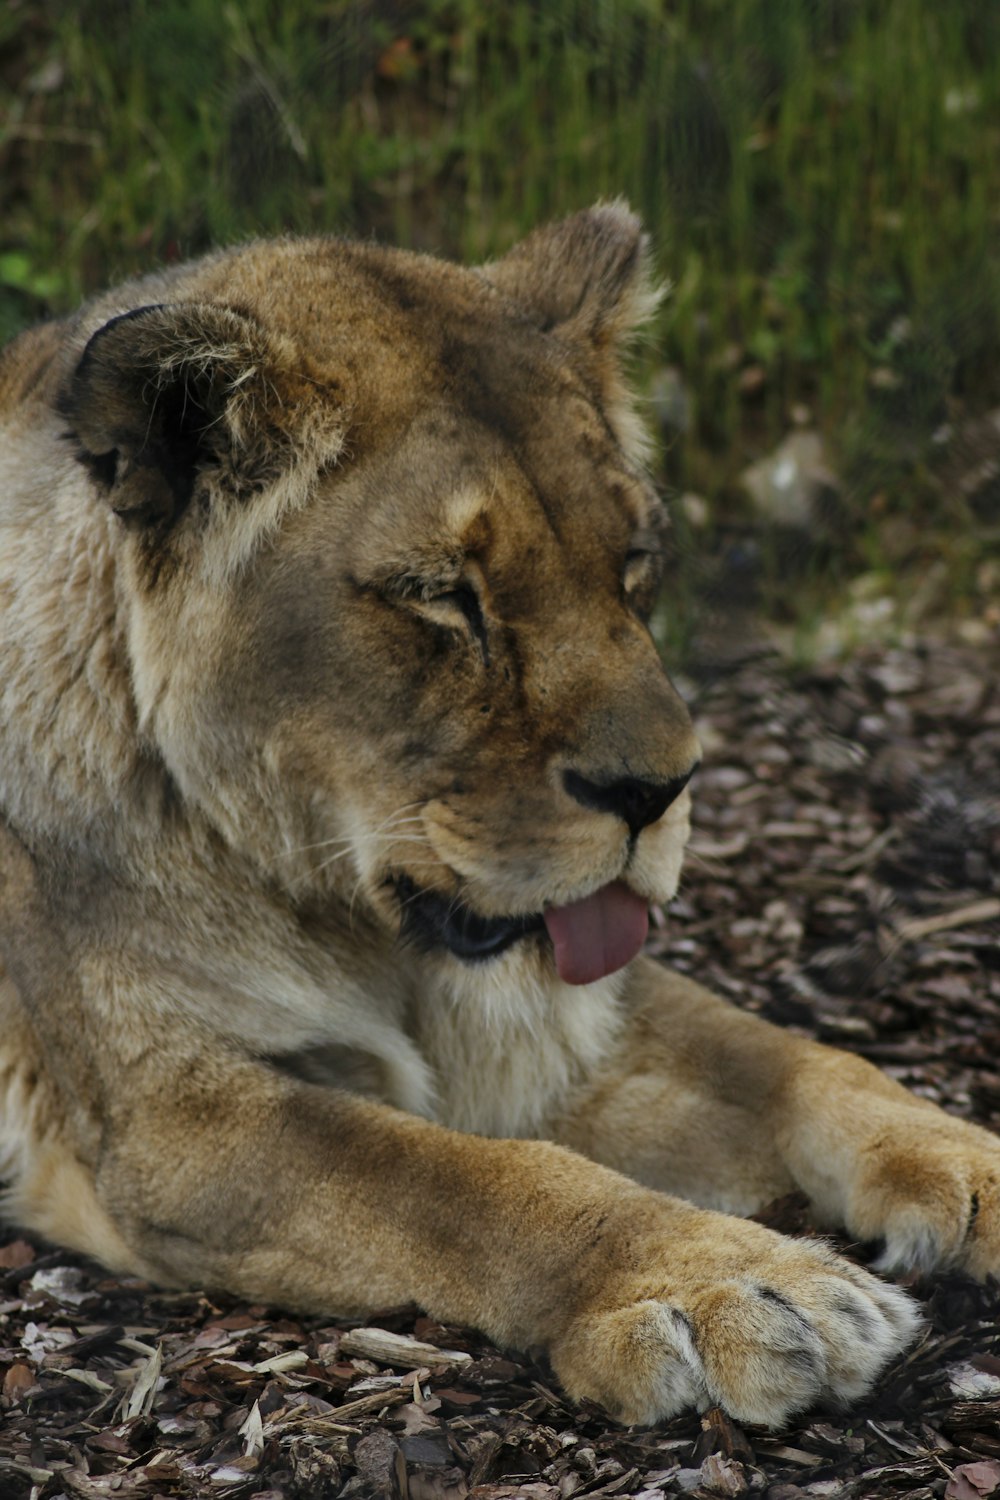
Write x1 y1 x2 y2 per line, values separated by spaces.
409 951 627 1138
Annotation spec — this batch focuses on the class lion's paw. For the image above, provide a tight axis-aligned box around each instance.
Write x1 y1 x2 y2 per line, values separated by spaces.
845 1116 1000 1281
552 1237 920 1428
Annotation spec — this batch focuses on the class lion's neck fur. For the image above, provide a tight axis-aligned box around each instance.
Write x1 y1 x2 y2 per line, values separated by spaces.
0 410 161 851
413 953 627 1137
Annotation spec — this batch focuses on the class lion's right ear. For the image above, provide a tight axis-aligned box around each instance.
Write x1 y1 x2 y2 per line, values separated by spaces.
63 302 345 528
482 203 662 464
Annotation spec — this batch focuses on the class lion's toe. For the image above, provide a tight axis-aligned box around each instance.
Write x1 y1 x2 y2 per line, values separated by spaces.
691 1255 919 1427
553 1239 920 1429
553 1299 710 1427
849 1122 1000 1279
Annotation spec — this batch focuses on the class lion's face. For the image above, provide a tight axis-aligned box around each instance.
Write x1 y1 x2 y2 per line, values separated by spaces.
242 381 699 983
65 205 700 985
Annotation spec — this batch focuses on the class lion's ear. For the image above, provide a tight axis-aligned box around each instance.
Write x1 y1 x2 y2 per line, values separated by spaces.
483 202 661 462
482 201 660 352
63 302 344 528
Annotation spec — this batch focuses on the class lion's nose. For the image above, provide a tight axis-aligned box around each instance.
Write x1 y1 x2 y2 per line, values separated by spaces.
562 764 698 836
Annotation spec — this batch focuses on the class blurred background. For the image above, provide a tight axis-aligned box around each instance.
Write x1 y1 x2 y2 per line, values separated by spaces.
2 0 998 657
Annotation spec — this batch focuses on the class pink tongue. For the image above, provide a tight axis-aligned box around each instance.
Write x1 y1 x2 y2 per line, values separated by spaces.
543 881 649 986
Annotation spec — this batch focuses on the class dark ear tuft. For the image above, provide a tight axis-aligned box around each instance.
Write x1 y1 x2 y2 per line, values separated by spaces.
62 302 300 528
481 201 660 349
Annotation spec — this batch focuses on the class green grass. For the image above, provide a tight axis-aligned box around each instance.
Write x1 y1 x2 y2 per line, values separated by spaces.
2 0 999 632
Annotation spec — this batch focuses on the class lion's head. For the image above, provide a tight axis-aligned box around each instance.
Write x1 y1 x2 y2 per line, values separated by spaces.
63 203 700 986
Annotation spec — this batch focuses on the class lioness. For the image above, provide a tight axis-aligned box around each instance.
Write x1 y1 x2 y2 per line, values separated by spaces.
1 204 997 1429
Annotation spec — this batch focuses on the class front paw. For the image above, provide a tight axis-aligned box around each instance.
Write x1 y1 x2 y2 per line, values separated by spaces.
551 1222 919 1428
842 1113 1000 1280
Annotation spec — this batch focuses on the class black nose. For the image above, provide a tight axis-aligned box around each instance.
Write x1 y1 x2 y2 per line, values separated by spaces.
563 765 698 836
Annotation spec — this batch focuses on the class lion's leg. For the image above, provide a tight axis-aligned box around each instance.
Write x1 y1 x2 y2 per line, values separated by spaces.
548 963 795 1213
70 1041 918 1429
553 956 1000 1278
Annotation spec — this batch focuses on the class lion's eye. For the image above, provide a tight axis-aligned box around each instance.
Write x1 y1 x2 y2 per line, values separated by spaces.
434 584 480 628
423 584 490 662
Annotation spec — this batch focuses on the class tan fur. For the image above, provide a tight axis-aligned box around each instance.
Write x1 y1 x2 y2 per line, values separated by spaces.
2 204 998 1428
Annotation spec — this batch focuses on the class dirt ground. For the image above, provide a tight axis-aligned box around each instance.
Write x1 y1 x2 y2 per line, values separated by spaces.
1 633 999 1500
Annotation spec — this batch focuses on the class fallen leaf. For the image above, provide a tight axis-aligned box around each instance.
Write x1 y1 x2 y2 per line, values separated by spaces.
949 1362 1000 1400
0 1240 36 1270
2 1361 38 1403
701 1452 749 1497
239 1397 264 1459
946 1460 1000 1500
119 1342 163 1420
26 1266 91 1306
20 1321 76 1362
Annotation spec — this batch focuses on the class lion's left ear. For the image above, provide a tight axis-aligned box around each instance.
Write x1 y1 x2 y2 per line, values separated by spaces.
482 202 660 458
63 301 346 528
482 201 659 348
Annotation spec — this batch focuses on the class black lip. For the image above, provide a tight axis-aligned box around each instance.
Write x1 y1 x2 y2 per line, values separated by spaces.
393 876 545 962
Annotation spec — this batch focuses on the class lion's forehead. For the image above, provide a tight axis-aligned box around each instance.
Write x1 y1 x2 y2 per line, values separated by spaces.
186 238 525 395
301 417 654 630
190 237 642 477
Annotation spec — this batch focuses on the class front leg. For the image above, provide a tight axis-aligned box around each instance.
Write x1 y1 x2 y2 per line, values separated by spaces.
27 1038 918 1430
554 957 1000 1278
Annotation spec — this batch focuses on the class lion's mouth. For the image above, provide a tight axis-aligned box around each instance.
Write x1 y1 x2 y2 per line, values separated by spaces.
394 876 545 961
392 876 649 984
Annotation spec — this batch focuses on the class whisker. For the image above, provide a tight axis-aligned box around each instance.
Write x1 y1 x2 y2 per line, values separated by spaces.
373 817 426 836
270 804 427 865
271 835 353 863
443 888 470 923
316 836 433 876
279 830 430 867
373 802 425 832
314 847 358 873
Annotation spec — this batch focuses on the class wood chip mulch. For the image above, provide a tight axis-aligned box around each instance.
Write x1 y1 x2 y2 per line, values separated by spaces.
2 634 999 1500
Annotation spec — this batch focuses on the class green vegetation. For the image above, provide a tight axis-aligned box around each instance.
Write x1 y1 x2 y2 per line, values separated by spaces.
2 0 999 638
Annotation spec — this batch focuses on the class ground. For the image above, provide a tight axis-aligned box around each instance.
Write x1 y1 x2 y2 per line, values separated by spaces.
1 632 999 1500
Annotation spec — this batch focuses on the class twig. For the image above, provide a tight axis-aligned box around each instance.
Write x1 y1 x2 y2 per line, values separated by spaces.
896 898 1000 943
